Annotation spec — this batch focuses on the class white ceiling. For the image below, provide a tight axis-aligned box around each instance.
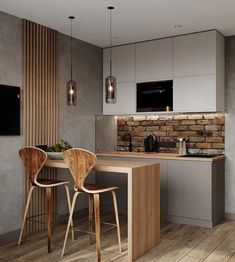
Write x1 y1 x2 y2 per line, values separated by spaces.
0 0 235 47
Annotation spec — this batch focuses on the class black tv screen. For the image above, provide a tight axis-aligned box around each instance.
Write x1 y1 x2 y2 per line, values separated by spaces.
0 85 20 135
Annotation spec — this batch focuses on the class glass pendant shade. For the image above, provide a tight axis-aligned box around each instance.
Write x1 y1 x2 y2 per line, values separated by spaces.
67 16 77 106
105 75 116 104
67 80 77 106
105 6 117 104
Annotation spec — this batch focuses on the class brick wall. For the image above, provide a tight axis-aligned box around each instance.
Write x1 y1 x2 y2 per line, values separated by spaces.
117 113 225 154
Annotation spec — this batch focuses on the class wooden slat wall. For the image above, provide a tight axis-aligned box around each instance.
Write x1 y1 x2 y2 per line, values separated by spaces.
22 19 58 234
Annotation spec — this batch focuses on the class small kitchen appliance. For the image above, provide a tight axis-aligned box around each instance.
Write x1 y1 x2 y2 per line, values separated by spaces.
144 134 158 152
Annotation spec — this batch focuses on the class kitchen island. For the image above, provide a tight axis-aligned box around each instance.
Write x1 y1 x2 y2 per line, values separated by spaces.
97 152 225 228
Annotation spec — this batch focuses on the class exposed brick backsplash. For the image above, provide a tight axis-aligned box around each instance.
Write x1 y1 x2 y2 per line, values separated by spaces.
117 113 225 154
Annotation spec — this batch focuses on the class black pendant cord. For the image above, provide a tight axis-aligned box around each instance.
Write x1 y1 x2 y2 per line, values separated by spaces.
70 17 73 81
68 16 75 81
109 8 112 77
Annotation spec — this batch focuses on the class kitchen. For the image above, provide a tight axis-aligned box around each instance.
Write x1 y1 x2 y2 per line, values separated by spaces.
0 0 234 261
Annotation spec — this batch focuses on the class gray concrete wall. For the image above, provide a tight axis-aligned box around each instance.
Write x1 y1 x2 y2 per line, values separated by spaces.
0 11 102 235
0 11 23 235
57 33 103 213
225 36 235 215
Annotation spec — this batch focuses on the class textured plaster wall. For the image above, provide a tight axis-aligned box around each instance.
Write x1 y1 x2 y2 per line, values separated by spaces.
57 33 103 213
0 11 102 234
0 11 22 235
225 36 235 215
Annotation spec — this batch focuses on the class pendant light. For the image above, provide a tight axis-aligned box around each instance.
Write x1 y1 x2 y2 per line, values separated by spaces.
67 16 77 106
105 6 117 104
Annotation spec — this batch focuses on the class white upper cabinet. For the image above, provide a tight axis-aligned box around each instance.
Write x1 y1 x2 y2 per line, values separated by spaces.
103 44 135 83
103 82 136 115
102 30 225 115
173 75 216 112
173 31 225 112
136 38 173 82
173 31 216 77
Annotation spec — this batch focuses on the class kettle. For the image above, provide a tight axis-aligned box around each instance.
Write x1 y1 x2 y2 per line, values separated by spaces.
144 134 158 152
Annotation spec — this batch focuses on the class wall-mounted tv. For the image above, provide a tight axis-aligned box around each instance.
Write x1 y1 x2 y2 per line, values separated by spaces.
0 85 20 135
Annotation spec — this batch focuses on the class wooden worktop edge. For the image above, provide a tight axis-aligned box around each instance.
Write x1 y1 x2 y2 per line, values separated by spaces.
96 152 225 162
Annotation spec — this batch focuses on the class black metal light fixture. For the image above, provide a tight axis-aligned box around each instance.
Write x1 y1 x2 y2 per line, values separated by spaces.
67 16 77 106
105 6 117 104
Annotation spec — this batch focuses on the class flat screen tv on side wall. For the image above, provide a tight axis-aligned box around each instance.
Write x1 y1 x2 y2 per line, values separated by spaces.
0 85 20 135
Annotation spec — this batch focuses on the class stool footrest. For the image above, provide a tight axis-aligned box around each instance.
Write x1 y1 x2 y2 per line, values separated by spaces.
71 221 117 235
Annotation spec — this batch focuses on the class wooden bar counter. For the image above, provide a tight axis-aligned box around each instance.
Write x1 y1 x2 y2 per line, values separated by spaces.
45 159 160 261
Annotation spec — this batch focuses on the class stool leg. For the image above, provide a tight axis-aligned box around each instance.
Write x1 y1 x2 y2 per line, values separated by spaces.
61 191 79 257
46 187 52 253
89 194 94 244
18 186 35 245
64 184 74 242
112 190 122 253
94 194 101 262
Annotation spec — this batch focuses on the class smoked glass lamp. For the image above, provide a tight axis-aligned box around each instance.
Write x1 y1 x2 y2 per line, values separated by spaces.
67 16 77 106
105 6 117 104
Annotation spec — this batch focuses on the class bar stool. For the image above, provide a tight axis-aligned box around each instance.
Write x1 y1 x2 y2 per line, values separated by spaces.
61 148 122 261
18 146 74 252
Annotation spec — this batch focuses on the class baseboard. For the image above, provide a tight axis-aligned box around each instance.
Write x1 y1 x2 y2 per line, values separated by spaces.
225 212 235 220
0 229 20 246
58 208 88 224
167 215 213 228
100 205 127 215
0 208 88 245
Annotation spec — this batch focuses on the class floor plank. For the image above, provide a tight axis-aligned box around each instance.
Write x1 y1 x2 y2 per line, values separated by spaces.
179 257 204 262
186 221 235 260
1 217 235 262
228 253 235 262
154 227 211 262
203 228 235 262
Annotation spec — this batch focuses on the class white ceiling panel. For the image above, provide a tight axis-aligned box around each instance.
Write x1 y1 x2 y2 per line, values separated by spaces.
0 0 235 47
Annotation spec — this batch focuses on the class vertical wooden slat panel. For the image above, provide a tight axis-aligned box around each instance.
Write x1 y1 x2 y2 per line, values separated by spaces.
22 19 58 234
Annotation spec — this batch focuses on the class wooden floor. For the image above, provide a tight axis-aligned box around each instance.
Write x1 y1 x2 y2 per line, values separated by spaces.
1 215 235 261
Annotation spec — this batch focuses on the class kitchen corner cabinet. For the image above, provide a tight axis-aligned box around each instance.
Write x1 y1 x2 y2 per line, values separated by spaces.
167 159 224 227
173 31 225 112
135 38 173 82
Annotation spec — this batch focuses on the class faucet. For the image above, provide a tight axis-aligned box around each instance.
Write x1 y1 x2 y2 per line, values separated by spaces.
123 132 132 152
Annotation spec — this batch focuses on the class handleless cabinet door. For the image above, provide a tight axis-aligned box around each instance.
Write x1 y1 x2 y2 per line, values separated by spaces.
168 160 211 221
173 74 216 112
103 44 135 83
103 82 136 115
136 38 173 82
173 31 216 77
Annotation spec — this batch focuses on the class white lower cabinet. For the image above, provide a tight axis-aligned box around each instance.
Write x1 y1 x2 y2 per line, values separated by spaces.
96 154 225 228
167 159 225 227
168 160 211 221
103 82 136 115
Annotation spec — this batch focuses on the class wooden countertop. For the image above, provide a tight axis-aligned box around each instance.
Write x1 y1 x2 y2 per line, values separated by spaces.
96 151 225 162
45 158 157 173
